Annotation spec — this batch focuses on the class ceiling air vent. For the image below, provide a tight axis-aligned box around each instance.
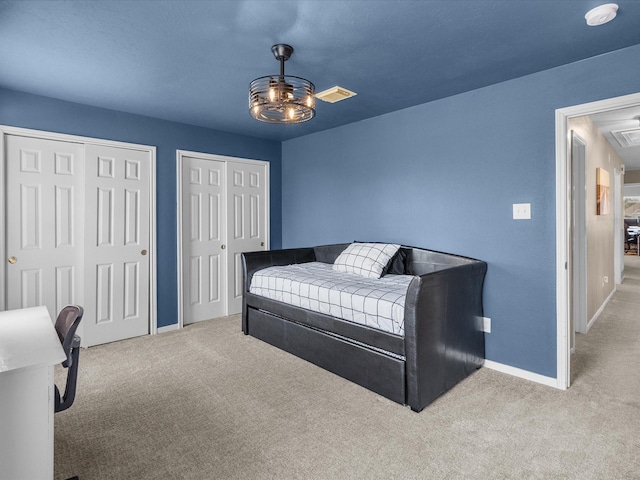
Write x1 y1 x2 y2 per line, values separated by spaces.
612 128 640 148
315 86 357 103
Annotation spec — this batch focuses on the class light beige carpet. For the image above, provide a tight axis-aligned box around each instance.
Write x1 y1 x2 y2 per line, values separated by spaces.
55 258 640 479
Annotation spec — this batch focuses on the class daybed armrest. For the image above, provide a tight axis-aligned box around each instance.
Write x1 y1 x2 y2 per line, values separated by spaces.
404 260 487 412
241 248 316 293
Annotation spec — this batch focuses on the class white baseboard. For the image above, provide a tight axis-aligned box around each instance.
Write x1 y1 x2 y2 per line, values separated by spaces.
586 285 616 332
157 323 180 334
484 360 560 389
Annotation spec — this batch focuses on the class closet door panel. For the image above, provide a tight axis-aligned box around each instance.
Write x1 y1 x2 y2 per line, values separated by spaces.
5 136 84 319
181 157 227 324
83 144 150 346
226 162 267 315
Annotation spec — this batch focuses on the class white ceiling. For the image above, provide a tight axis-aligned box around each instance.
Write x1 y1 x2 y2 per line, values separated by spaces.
591 105 640 171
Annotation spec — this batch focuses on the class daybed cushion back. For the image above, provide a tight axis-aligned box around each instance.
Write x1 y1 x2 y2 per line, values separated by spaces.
242 247 316 292
409 249 478 276
313 243 350 263
243 243 481 292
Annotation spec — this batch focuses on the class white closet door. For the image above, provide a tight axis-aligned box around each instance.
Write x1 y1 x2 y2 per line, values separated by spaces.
182 157 227 324
179 153 268 323
5 136 84 319
83 144 150 346
226 161 267 314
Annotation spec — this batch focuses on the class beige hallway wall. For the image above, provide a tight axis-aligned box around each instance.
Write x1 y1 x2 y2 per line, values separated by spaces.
568 116 624 323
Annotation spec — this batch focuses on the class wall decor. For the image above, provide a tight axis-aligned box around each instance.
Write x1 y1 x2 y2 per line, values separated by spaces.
596 167 610 215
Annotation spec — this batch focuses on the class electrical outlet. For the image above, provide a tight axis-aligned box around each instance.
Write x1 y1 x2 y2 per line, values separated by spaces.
513 203 531 220
482 317 491 333
603 276 608 284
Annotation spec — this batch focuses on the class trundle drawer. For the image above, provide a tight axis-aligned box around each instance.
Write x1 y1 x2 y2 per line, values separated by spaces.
247 307 406 405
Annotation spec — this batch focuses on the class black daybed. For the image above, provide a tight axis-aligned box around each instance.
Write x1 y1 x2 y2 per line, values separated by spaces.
242 243 487 412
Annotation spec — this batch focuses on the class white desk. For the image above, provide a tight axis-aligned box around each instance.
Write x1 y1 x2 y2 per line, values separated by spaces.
0 306 66 480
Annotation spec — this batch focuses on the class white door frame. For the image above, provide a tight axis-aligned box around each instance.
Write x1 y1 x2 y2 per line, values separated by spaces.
0 125 158 335
613 168 623 285
571 132 587 337
556 91 640 389
176 149 270 329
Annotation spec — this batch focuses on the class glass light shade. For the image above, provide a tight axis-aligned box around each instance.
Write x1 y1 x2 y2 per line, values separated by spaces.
249 75 316 123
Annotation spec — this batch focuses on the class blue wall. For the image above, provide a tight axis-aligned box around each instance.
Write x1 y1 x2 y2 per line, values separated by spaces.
282 44 640 378
0 88 282 328
3 42 640 376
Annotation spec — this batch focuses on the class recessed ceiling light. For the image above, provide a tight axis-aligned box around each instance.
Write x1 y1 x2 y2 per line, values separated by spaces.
585 3 618 26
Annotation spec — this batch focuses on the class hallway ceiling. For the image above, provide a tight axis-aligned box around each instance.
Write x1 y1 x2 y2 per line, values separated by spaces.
591 106 640 171
1 1 640 142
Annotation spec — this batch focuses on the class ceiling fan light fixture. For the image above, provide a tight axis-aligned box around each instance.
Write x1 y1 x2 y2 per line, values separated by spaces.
585 3 618 26
249 44 316 124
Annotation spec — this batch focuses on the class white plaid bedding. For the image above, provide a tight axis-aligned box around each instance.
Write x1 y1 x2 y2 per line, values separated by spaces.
249 262 413 336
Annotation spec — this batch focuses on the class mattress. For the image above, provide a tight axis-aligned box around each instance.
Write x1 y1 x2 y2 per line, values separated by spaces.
249 262 413 336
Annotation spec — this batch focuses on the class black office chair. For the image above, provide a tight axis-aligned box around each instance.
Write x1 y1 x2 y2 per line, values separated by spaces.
626 234 638 254
54 305 84 413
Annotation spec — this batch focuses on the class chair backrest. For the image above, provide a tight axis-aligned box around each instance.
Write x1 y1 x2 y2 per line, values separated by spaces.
54 305 84 413
55 305 83 367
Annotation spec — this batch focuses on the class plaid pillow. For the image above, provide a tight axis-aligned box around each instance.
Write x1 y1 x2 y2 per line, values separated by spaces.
333 242 401 279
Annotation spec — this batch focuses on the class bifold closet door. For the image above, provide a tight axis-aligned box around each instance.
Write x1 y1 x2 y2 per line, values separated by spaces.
226 161 267 314
5 133 152 347
83 144 151 346
5 135 85 319
181 155 267 324
182 157 227 324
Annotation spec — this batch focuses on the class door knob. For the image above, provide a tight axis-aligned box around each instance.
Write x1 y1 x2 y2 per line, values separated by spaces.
141 249 148 256
8 256 17 264
221 244 226 250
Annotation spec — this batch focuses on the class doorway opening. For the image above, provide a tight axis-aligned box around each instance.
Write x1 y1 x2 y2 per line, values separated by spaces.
556 91 640 389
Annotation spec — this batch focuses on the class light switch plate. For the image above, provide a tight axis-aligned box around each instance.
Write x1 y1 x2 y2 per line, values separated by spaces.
482 317 491 333
513 203 531 220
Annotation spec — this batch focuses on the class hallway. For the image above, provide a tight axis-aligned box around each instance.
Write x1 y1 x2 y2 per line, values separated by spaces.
571 254 640 406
